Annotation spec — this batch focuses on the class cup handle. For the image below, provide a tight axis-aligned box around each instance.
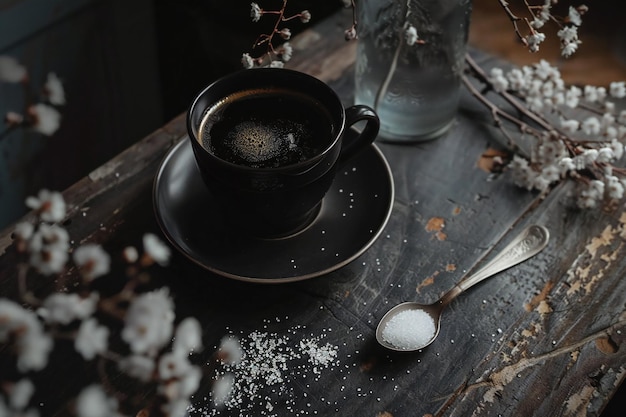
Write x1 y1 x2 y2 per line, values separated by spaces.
338 105 380 164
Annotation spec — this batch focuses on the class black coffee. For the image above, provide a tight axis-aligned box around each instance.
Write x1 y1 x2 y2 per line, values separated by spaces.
199 88 334 168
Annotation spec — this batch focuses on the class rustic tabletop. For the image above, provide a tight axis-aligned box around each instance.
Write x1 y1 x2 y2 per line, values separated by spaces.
1 9 625 417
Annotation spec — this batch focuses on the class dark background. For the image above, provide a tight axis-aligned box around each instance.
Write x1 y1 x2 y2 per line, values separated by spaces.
0 0 341 230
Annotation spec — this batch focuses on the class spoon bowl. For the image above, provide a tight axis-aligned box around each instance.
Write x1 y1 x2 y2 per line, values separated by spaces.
376 225 550 352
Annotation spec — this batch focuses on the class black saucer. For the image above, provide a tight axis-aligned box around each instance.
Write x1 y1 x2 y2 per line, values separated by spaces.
153 137 394 283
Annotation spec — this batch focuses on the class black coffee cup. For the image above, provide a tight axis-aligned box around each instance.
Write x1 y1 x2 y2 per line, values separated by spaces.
187 68 379 238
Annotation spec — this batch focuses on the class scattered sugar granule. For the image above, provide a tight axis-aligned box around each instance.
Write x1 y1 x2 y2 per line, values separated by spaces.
381 308 436 350
195 326 339 417
300 338 339 375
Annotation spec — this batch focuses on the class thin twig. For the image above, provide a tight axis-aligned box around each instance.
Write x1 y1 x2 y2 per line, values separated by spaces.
498 0 529 47
373 0 412 112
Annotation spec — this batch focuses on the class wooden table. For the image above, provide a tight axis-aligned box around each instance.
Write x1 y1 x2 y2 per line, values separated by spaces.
2 9 625 417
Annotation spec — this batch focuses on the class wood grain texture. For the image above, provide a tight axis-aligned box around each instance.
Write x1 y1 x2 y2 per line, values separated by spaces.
1 8 625 417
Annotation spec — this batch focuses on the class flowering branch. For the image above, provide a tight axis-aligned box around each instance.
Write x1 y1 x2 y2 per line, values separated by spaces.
371 1 425 113
342 0 358 41
497 0 588 57
242 1 626 209
464 54 626 208
0 56 65 140
241 1 311 68
1 190 242 417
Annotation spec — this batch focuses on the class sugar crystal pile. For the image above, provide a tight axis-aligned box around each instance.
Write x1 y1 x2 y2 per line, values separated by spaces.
381 308 436 350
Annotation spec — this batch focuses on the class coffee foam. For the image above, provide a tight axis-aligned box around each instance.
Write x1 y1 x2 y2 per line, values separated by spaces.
198 88 332 168
228 119 304 164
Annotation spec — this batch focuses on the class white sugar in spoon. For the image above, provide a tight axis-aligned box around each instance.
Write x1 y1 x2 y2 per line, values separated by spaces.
376 225 550 352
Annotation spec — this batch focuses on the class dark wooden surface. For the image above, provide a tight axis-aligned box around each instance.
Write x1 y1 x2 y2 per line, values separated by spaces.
2 9 626 417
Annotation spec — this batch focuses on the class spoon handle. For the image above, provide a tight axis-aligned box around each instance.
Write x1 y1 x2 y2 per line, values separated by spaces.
440 225 549 306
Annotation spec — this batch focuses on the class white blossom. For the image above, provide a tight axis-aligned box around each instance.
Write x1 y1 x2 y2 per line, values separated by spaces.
173 317 203 355
27 103 61 136
584 85 606 103
73 243 111 281
5 111 24 128
38 292 98 325
605 175 624 199
596 147 614 164
578 179 604 208
161 399 189 417
119 355 156 382
241 53 254 69
143 233 171 266
589 179 605 196
218 335 243 365
123 245 139 263
19 330 54 372
581 117 601 136
0 299 53 372
600 112 615 128
300 10 311 24
506 68 527 90
9 379 35 410
29 246 68 275
541 80 555 98
28 223 69 252
122 288 175 355
567 6 583 26
344 26 357 41
14 221 34 241
534 60 558 81
278 28 291 40
561 41 580 58
539 2 551 21
75 318 109 360
526 32 546 52
158 352 193 381
28 224 70 275
541 164 561 183
560 118 579 133
559 157 576 174
610 139 624 160
158 362 202 400
269 60 284 68
561 20 580 47
509 155 536 190
0 55 27 82
75 385 118 417
530 17 545 29
558 26 578 43
536 136 566 164
250 3 262 22
581 148 598 164
212 373 235 406
405 25 418 46
609 81 626 99
25 189 66 223
577 194 597 209
488 68 508 93
280 42 293 62
533 174 552 192
564 86 582 108
526 95 544 112
44 73 65 105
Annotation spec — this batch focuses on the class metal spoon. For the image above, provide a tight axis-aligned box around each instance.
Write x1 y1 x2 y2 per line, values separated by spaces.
376 224 550 352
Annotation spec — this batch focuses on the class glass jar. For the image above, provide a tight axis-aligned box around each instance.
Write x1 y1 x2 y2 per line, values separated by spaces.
355 0 472 142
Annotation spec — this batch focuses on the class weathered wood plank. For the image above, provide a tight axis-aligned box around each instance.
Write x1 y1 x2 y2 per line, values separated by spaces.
1 8 625 417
